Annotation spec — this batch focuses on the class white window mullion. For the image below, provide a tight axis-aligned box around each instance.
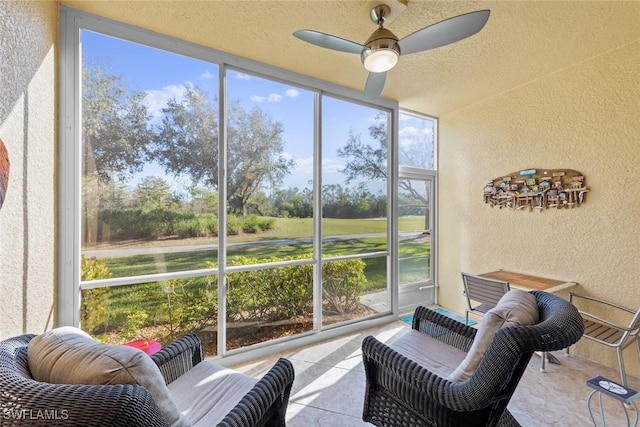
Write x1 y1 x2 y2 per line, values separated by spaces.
58 8 83 327
313 91 323 331
218 64 228 357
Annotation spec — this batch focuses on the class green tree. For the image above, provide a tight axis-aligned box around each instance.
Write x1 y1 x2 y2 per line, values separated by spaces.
337 113 388 184
152 86 219 188
96 179 129 210
133 176 180 211
271 187 313 218
321 183 385 218
337 112 427 206
82 63 153 243
152 87 295 215
82 63 153 182
227 102 294 214
188 185 219 214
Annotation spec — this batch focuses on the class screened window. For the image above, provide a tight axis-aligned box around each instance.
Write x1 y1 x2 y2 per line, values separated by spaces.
397 111 437 312
59 6 437 359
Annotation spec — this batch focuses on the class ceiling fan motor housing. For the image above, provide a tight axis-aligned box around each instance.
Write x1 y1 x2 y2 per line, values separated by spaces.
361 27 401 72
364 27 399 52
365 4 400 53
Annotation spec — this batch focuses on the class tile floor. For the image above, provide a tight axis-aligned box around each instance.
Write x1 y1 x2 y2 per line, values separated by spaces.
232 319 640 426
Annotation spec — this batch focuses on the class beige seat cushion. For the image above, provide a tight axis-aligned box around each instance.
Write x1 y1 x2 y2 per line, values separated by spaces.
448 289 539 382
168 360 257 426
27 327 190 427
390 330 467 378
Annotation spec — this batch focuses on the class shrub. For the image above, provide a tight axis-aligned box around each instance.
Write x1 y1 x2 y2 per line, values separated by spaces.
241 214 261 233
91 276 219 345
81 253 368 348
200 214 218 236
322 258 367 314
160 276 218 341
224 254 367 322
225 255 313 322
81 255 112 281
117 309 149 341
256 216 275 231
80 256 112 337
227 215 241 235
96 209 276 241
97 208 196 241
175 218 202 238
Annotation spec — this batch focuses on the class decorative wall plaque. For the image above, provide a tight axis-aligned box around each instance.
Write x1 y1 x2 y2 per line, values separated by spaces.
484 168 587 211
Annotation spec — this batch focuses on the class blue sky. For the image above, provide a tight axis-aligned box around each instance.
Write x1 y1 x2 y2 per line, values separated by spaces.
82 30 433 194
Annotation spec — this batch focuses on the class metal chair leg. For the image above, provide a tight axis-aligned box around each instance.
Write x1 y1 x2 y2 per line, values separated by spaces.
617 347 628 386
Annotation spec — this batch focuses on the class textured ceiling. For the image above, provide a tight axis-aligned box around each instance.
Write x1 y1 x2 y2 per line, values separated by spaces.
62 0 640 117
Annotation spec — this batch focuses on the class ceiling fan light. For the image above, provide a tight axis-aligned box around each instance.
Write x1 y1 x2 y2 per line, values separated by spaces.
362 48 399 73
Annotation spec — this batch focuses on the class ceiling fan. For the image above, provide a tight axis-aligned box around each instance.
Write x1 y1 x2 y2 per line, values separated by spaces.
294 5 490 99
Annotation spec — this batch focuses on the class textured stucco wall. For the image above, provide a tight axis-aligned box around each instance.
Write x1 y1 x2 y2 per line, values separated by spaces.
0 1 57 339
438 38 640 376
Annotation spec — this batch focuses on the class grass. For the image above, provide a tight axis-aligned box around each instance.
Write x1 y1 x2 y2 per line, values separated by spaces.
83 216 431 344
93 216 430 290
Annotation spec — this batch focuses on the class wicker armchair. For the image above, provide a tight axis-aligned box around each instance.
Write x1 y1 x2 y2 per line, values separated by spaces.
0 333 294 427
362 291 584 427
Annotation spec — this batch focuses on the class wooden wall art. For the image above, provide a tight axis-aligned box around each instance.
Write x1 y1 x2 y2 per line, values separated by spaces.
484 168 588 211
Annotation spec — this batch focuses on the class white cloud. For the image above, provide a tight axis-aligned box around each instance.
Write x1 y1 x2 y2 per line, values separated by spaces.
400 140 417 149
295 155 313 169
281 155 313 188
251 93 283 103
399 126 419 137
250 88 298 104
399 125 433 148
200 71 215 80
233 72 251 80
285 88 300 98
322 157 344 174
144 83 191 123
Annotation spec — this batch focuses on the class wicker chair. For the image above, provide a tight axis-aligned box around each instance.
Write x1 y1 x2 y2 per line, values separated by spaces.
0 333 294 427
362 291 584 427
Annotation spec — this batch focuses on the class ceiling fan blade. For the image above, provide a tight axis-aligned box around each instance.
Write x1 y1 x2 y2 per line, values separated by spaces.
364 72 387 99
398 10 490 56
293 30 365 54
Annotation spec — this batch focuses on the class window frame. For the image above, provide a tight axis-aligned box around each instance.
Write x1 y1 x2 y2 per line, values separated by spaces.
397 109 438 310
58 5 436 361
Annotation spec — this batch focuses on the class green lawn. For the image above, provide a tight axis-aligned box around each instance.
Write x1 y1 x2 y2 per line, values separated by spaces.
82 216 431 343
157 216 424 242
94 216 430 289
